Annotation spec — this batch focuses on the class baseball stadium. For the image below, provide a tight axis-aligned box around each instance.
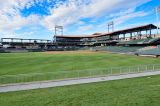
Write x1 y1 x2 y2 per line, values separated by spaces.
0 1 160 106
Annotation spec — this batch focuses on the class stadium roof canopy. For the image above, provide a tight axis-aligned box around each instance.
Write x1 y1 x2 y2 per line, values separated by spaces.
55 24 157 38
55 35 95 38
100 24 157 36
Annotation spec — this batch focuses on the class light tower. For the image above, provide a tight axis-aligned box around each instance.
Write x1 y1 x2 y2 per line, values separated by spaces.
55 25 63 36
107 21 114 33
54 25 63 42
155 6 160 34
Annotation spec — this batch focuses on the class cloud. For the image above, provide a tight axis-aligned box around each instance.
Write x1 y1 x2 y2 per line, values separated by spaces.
114 11 150 25
0 0 41 36
43 0 152 30
78 25 94 32
0 14 40 31
0 0 153 38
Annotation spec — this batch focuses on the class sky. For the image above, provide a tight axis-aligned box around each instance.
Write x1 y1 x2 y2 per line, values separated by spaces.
0 0 160 40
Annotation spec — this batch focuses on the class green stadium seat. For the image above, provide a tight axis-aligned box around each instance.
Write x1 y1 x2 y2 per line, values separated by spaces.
136 46 160 56
93 46 144 53
118 38 160 45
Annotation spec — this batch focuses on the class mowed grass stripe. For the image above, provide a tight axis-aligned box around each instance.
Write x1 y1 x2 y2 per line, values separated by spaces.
0 75 160 106
0 51 159 76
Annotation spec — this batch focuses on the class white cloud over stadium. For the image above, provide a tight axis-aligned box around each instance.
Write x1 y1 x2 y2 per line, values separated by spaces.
0 0 154 38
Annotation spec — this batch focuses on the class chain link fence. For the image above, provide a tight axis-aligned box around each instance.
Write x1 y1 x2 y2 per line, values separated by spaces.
0 64 160 85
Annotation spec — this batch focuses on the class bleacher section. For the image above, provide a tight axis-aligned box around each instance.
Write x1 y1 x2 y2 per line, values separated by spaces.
147 38 160 44
135 45 160 56
93 46 144 53
118 38 160 45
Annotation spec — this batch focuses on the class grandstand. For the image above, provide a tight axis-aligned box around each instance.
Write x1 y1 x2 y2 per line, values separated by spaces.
55 24 158 46
55 35 95 47
54 24 160 56
0 24 160 55
0 38 53 52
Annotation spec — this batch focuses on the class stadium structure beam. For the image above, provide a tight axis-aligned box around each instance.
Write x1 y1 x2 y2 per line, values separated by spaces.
118 35 120 40
123 33 125 40
130 33 132 39
150 29 152 37
146 30 148 38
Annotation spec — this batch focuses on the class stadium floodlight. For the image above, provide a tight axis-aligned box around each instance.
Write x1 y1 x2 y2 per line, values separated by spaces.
55 25 63 36
155 6 160 34
107 21 114 33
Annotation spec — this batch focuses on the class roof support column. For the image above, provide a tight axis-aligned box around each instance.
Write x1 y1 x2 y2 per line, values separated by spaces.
123 33 125 40
149 24 152 38
130 33 132 40
109 35 111 40
137 31 139 39
11 38 13 43
150 29 152 38
146 30 148 38
134 32 136 39
139 31 142 39
118 35 120 40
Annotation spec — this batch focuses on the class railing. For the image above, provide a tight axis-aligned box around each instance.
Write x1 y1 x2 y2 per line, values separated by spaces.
0 64 160 85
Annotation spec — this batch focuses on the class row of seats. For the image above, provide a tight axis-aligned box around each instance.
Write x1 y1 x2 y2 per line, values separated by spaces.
93 45 160 56
93 46 144 53
136 46 160 55
118 38 160 45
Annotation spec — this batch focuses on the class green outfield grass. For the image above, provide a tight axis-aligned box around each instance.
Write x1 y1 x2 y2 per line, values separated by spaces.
0 51 160 84
0 75 160 106
0 51 159 76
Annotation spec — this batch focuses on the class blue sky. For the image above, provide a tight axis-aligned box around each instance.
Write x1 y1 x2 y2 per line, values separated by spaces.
0 0 160 40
